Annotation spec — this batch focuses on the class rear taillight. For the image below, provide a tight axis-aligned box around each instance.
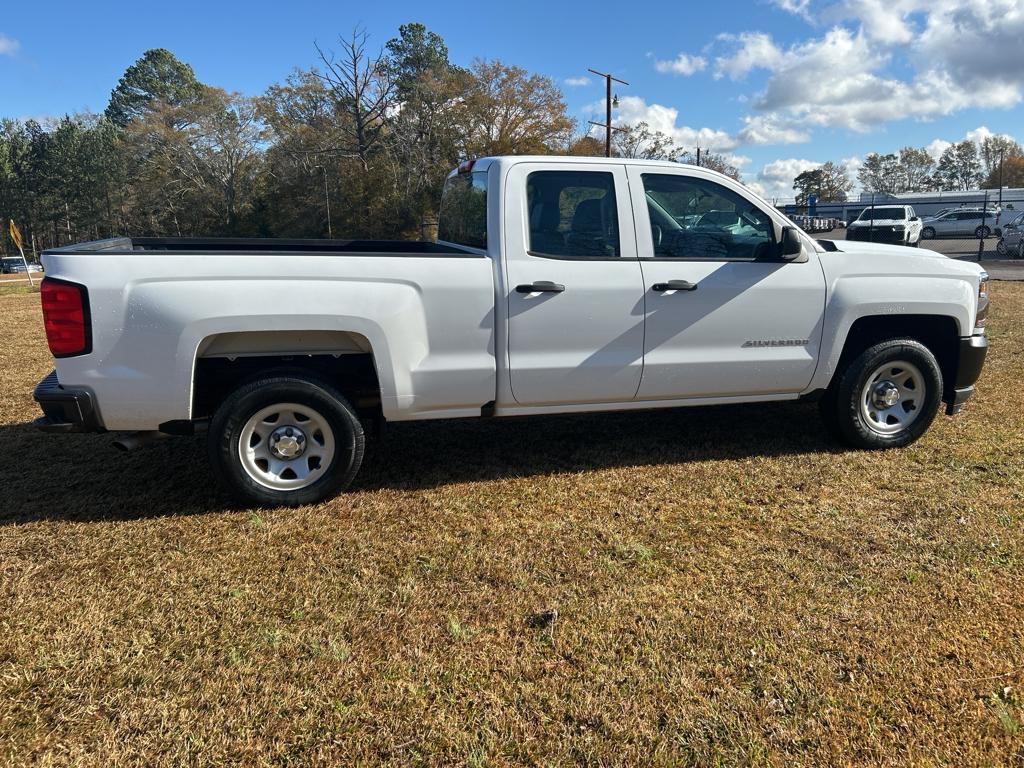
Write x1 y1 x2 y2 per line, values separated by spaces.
40 278 91 357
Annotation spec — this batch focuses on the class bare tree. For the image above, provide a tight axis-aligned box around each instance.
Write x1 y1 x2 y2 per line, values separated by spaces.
613 122 680 161
314 28 396 169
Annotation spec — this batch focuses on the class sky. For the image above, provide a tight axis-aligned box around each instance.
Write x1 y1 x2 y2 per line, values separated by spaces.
1 0 1023 199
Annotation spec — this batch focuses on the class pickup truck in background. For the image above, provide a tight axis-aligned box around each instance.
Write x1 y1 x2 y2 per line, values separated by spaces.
34 156 989 506
845 205 923 246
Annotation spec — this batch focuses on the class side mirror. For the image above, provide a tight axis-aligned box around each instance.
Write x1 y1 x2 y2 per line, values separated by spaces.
911 216 920 222
780 226 803 260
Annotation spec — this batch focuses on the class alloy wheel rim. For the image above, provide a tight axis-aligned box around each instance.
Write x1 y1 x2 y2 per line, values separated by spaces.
859 360 926 436
238 402 335 490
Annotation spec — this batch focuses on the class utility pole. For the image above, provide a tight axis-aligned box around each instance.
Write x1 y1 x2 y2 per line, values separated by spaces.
315 165 333 238
587 69 628 158
695 147 705 167
979 190 989 262
998 148 1005 211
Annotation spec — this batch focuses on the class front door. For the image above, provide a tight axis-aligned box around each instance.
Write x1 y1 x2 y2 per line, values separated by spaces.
626 167 826 400
504 163 646 406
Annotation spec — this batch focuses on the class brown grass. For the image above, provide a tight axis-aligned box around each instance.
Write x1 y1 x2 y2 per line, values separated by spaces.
1 286 1022 766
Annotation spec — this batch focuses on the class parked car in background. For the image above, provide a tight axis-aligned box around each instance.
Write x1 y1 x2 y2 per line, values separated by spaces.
930 206 1000 221
997 212 1024 257
845 205 922 246
921 209 995 239
1 256 28 274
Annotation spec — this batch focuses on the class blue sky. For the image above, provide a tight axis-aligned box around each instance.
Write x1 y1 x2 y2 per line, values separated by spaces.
2 0 1022 198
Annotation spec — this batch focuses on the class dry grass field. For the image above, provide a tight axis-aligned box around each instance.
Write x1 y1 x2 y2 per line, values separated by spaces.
1 284 1022 766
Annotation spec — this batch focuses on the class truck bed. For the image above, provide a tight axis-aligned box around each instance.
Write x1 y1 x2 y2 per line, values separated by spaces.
45 236 478 256
40 236 497 429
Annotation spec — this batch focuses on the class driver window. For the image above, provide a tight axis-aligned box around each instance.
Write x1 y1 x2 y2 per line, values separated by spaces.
641 173 775 260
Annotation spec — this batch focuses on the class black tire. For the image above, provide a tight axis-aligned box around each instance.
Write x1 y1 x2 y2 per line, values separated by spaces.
996 239 1007 256
819 339 943 449
208 374 365 506
920 226 935 240
975 225 991 239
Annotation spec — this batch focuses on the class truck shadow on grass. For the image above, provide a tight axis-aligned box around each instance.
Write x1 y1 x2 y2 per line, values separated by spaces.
0 401 842 524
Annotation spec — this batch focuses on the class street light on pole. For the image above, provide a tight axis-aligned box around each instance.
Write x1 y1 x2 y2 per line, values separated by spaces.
587 68 628 158
314 164 332 239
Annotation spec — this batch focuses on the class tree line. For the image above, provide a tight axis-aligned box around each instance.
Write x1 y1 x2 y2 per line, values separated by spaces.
793 136 1024 204
0 24 743 256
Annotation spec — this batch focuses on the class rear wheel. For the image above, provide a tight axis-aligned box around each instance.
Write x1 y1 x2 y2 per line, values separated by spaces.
820 339 942 449
975 225 991 239
208 374 365 506
921 226 935 240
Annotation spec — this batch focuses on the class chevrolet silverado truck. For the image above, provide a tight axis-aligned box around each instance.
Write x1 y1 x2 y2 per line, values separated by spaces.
33 157 989 506
846 204 923 246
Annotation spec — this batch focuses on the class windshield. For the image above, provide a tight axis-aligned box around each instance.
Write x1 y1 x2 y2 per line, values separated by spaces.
858 207 905 221
438 169 488 249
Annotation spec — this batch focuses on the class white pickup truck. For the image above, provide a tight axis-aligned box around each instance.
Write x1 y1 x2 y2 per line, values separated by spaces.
34 156 989 506
845 204 924 247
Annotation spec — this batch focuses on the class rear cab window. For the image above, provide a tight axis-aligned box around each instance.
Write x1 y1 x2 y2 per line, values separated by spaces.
438 169 488 249
526 171 620 258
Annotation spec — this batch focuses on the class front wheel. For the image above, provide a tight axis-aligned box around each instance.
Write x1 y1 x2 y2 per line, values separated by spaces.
208 374 365 506
920 226 935 240
820 339 943 449
996 238 1007 256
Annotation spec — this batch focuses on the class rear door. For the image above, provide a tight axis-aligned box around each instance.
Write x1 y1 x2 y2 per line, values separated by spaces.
626 166 825 400
957 211 981 235
504 162 646 406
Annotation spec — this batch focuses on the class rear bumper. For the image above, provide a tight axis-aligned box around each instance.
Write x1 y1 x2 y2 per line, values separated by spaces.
945 334 988 415
32 370 104 433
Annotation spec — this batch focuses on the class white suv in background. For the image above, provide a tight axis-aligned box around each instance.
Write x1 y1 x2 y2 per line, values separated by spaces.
845 205 923 247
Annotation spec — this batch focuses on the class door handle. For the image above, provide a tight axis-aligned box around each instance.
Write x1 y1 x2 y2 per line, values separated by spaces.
652 280 698 292
516 281 565 294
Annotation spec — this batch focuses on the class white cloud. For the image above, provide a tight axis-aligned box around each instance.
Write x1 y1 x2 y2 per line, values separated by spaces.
754 157 823 199
838 0 918 44
770 0 812 19
564 76 591 87
654 53 707 76
925 138 952 161
591 95 739 151
711 2 1024 138
841 155 864 194
965 126 995 145
737 115 811 145
0 34 19 56
714 32 783 80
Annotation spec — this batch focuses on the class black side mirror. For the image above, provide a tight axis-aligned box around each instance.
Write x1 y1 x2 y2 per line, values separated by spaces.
911 216 920 222
780 226 802 260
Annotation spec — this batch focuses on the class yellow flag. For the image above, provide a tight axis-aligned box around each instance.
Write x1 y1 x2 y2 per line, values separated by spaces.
8 219 23 252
